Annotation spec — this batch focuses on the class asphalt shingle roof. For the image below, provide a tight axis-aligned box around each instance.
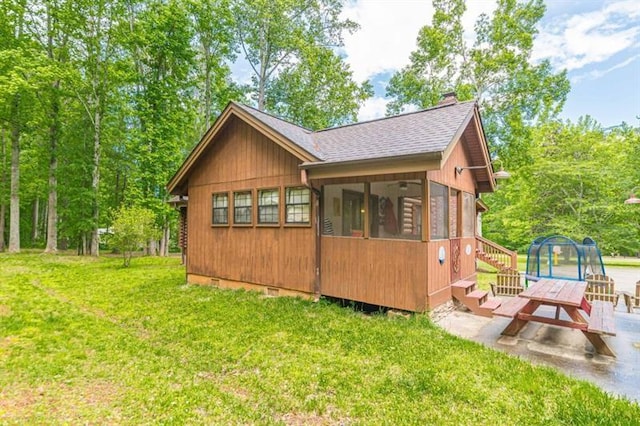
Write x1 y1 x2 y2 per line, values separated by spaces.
312 101 476 164
233 100 476 165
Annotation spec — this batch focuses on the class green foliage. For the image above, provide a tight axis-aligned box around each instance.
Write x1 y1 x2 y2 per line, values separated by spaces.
109 206 157 266
385 0 570 164
483 119 640 255
265 46 373 130
1 253 639 423
232 0 370 126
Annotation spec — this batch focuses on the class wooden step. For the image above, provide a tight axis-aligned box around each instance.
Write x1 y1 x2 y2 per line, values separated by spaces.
478 298 502 318
466 290 488 306
451 280 476 301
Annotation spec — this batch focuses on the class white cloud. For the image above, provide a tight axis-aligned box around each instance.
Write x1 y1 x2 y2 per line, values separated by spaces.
341 1 434 83
356 96 389 121
532 0 640 71
571 54 640 84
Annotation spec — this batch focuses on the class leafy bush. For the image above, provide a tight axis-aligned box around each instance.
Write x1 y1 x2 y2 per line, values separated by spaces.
109 206 158 266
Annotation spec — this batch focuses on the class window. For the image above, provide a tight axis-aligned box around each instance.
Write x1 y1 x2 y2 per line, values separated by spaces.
212 193 229 225
462 192 476 237
430 182 448 240
233 191 252 224
285 187 310 224
258 188 279 224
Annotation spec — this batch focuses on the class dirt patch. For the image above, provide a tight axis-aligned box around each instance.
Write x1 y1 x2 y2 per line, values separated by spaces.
0 305 12 317
0 380 123 423
278 410 350 425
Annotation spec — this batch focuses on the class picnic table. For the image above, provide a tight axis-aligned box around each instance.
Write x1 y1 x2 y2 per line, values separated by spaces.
493 278 616 357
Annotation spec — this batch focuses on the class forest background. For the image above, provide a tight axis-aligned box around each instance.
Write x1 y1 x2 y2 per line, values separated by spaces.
0 0 638 257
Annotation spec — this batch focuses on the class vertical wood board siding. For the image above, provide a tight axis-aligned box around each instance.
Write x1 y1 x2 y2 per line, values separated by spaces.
321 237 428 312
186 117 315 293
428 136 477 192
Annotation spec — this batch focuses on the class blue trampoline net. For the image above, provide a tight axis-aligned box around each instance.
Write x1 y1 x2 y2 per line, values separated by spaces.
526 236 605 281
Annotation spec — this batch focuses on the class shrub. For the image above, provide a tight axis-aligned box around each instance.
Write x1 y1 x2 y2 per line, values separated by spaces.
110 206 158 266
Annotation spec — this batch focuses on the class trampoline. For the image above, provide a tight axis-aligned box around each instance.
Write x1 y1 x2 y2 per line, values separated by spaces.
525 236 605 282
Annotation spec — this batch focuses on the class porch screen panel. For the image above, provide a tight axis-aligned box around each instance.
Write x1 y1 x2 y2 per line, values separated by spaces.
370 180 422 240
449 189 459 238
429 182 448 240
321 183 365 237
462 192 475 237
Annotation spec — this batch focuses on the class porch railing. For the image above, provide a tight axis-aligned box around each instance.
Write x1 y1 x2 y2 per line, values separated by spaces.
475 235 518 270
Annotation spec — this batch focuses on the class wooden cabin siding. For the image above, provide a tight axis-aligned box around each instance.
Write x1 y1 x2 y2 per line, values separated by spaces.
458 237 477 280
186 117 316 293
320 237 428 312
425 240 450 297
428 135 476 190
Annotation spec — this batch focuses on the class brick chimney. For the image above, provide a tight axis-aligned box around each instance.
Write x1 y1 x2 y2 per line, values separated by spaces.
438 91 458 106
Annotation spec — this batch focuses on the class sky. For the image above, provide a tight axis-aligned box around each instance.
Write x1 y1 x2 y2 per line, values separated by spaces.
339 0 640 128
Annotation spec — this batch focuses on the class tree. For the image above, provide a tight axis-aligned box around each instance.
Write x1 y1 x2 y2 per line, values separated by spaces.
70 0 127 256
482 118 640 255
0 0 45 253
386 0 570 164
124 0 198 255
264 45 372 130
232 0 369 123
188 0 240 132
109 205 157 266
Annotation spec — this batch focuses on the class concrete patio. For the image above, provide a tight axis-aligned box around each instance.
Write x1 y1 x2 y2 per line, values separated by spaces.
436 267 640 404
436 305 639 402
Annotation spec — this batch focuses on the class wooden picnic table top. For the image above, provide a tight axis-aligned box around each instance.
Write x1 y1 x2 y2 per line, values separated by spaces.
519 278 587 307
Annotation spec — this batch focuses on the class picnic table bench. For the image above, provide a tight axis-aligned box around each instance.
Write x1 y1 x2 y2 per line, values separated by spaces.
587 300 616 336
492 278 616 357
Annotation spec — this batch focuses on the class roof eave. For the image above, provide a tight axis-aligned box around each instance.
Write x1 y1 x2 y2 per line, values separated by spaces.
301 151 443 170
301 152 444 180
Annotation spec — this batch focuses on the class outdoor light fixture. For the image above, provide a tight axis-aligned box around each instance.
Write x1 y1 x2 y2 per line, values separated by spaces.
455 159 511 180
624 187 640 204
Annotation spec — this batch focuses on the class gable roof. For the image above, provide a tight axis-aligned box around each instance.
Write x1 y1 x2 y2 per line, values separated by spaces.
311 101 476 165
167 99 494 195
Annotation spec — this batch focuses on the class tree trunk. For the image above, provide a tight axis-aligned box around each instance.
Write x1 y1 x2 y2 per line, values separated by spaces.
258 66 266 110
159 225 169 257
44 81 60 254
8 95 20 253
0 128 6 252
0 204 5 252
90 97 101 257
203 46 212 129
32 198 39 242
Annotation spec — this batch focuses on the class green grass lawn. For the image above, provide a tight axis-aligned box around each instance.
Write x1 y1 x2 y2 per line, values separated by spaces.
1 253 638 424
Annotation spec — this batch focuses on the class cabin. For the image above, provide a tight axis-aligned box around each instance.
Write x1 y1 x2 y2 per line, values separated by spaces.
167 93 512 312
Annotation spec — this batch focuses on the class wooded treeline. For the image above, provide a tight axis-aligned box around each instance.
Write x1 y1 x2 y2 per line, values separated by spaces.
0 0 370 254
0 0 638 256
